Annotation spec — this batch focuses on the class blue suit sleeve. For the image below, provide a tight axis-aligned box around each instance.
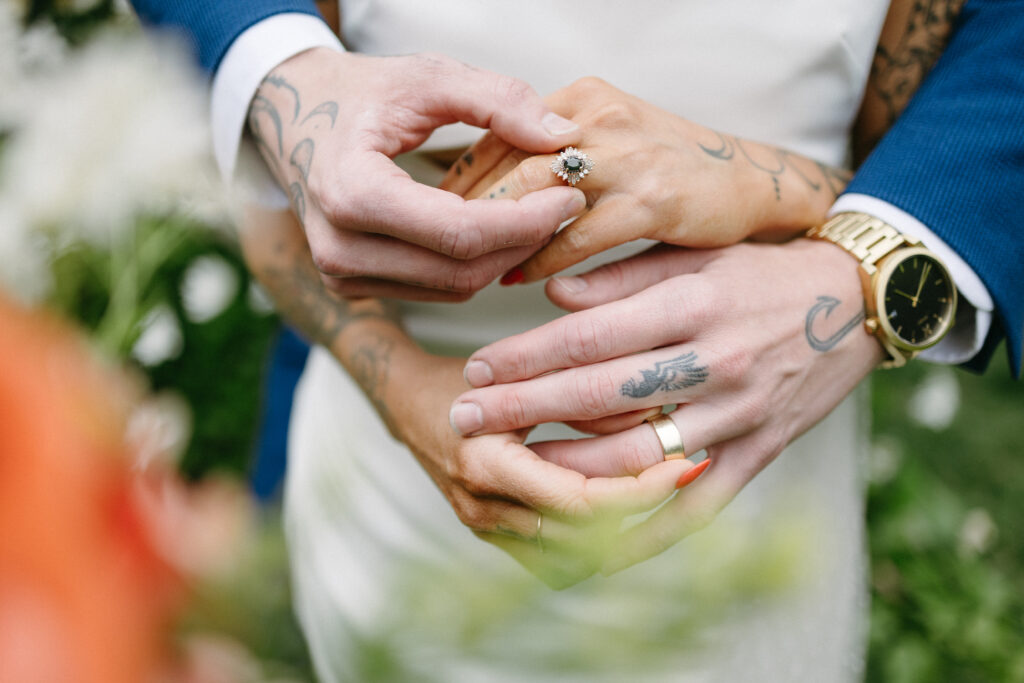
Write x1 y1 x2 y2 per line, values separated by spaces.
844 0 1024 377
130 0 322 73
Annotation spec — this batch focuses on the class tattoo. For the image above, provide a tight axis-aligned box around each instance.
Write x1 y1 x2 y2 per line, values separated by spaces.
289 182 306 222
698 131 851 202
248 95 284 157
620 352 708 398
300 101 339 128
247 70 341 223
805 296 866 352
348 333 397 432
261 74 302 122
854 0 966 163
462 151 474 167
290 138 315 183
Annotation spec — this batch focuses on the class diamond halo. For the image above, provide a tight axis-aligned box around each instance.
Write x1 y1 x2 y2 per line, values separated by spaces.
550 147 594 186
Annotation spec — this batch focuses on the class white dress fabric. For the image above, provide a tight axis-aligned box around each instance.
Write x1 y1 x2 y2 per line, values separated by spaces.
285 2 888 681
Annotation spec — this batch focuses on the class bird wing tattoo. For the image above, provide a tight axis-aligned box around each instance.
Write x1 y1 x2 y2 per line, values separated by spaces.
620 352 709 398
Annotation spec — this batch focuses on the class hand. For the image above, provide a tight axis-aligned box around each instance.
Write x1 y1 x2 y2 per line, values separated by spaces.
248 48 587 301
441 77 852 282
449 240 883 571
380 345 696 588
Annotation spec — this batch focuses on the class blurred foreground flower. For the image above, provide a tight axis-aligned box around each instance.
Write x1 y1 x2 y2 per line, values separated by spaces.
0 292 256 683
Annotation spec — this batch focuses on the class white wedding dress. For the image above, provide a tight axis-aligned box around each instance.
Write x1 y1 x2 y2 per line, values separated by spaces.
285 2 888 680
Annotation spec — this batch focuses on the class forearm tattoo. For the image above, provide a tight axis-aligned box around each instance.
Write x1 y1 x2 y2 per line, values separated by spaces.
698 132 852 202
804 296 866 352
253 234 402 427
854 0 966 162
247 72 339 223
620 352 709 398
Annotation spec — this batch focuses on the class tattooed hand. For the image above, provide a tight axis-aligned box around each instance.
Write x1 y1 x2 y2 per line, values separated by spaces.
441 77 852 283
449 240 884 571
247 48 587 301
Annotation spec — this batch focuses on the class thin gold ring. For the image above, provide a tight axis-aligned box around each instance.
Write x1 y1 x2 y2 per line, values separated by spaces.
536 513 545 554
646 413 686 460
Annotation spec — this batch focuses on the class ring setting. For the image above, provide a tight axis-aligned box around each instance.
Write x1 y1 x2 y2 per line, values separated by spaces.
551 147 594 186
646 413 686 460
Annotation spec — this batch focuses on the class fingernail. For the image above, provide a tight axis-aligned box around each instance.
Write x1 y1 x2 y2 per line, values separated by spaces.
449 401 484 435
562 190 587 219
675 459 711 489
542 112 578 136
552 276 588 294
500 267 525 286
463 360 494 387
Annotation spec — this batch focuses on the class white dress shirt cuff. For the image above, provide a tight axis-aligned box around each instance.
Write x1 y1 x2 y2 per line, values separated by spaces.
211 13 344 207
829 194 994 365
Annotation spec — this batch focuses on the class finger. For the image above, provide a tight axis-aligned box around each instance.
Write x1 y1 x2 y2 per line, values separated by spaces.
460 497 582 547
307 221 544 293
321 276 471 302
440 133 515 196
466 151 564 202
472 438 688 522
475 532 598 590
453 343 718 435
518 197 651 283
545 244 720 312
339 155 586 259
463 280 697 387
563 406 662 436
423 54 582 152
601 442 757 575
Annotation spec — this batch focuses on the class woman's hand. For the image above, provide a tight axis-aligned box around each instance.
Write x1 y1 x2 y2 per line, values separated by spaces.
442 78 851 282
449 240 883 572
376 342 697 588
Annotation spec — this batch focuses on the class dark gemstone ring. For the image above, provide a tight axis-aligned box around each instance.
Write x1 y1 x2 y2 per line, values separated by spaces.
550 147 595 186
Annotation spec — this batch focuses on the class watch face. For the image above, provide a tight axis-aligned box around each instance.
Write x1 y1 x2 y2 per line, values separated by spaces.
878 249 957 350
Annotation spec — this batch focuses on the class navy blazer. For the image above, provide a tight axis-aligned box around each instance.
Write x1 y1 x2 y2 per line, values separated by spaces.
846 0 1024 376
131 0 1024 375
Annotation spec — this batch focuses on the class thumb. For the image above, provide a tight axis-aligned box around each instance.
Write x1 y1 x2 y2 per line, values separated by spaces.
545 245 718 311
428 55 581 152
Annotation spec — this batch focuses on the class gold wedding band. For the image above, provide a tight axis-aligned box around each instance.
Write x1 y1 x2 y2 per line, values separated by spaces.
646 413 686 460
536 513 546 554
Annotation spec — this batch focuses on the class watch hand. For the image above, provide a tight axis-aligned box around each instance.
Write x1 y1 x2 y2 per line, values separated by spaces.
913 262 931 304
893 289 918 302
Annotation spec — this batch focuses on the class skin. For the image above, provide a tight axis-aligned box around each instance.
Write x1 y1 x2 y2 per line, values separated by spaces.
441 77 853 283
235 0 963 584
248 48 587 301
239 207 697 588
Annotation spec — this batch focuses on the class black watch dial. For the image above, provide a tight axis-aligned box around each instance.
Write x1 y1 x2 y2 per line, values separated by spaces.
879 251 956 349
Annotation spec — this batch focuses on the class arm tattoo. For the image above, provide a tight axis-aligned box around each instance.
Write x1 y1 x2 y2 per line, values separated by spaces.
854 0 966 162
348 333 398 433
247 71 340 223
805 296 866 352
620 352 709 398
699 131 852 201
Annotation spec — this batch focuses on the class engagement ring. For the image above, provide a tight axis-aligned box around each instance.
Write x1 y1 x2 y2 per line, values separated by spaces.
550 147 594 186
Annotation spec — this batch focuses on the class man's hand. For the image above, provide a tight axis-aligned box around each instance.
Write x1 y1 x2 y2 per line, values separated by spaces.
248 48 587 301
449 240 884 571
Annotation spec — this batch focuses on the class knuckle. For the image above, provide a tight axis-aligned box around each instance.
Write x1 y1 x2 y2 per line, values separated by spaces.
494 390 532 429
437 220 484 260
620 437 659 475
562 316 612 365
511 159 553 195
571 370 619 416
717 345 756 387
588 100 637 129
568 76 611 97
494 75 536 107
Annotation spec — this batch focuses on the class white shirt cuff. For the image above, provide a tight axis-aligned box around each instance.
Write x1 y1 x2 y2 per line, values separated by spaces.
211 13 344 206
829 194 994 365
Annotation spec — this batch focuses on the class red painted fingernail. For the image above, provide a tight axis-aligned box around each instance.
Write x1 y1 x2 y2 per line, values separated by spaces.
675 459 711 489
500 267 525 286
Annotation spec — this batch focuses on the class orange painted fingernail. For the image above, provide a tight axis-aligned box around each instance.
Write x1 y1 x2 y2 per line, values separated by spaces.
500 267 525 286
675 459 710 489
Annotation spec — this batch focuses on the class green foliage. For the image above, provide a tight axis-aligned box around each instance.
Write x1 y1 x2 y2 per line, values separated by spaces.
867 351 1024 682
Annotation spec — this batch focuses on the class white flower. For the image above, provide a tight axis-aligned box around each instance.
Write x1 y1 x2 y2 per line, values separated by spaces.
0 30 221 246
132 303 183 366
180 254 239 323
958 508 997 557
908 367 961 431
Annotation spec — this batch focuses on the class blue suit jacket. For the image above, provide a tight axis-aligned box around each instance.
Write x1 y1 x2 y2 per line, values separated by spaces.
131 0 1024 375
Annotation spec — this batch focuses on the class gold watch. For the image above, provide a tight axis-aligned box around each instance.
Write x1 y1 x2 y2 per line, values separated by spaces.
808 212 957 368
